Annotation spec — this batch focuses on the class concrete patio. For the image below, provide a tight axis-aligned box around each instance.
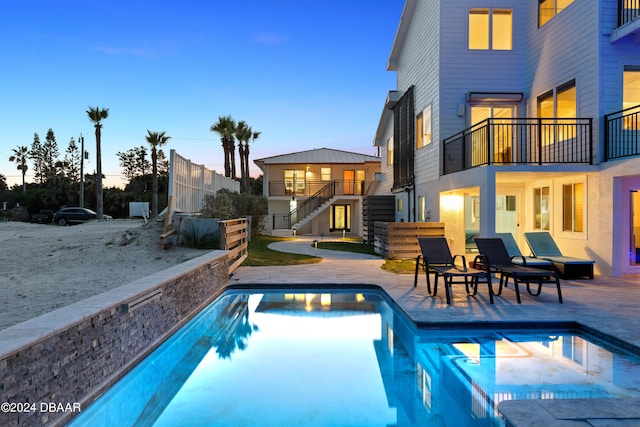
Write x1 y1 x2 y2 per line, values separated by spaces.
230 235 640 427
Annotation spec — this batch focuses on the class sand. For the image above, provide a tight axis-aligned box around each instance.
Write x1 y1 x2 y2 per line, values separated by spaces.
0 219 210 331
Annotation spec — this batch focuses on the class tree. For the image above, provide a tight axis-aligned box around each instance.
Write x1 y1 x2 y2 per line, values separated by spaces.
43 128 59 177
64 137 81 183
86 106 109 218
145 130 171 219
116 146 150 182
9 145 29 193
210 115 237 179
30 133 46 184
235 121 260 193
0 174 7 192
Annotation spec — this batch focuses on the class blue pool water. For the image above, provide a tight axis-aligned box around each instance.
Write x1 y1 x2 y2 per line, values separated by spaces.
70 289 640 426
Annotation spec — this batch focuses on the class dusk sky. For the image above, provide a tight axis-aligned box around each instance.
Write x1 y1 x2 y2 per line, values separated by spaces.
0 1 404 188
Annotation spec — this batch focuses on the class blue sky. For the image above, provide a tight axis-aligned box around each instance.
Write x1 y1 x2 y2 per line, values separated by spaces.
0 0 403 188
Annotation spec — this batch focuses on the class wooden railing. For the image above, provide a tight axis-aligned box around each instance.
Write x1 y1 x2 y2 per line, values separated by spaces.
374 221 445 259
219 218 248 274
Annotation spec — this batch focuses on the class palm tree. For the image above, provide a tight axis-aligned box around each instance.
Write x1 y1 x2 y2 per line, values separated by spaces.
210 115 237 179
145 130 171 219
235 121 251 193
86 106 109 218
9 145 29 193
235 121 260 193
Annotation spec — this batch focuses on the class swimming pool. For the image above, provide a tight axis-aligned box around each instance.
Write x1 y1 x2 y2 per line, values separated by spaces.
70 288 640 426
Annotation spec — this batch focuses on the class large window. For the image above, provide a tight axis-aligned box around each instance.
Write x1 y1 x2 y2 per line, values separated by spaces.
534 186 550 230
623 69 640 130
539 0 574 27
468 8 512 50
563 183 584 232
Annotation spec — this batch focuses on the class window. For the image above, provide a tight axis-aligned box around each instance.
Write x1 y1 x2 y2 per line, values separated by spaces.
284 169 305 193
534 186 550 230
624 69 640 130
387 137 394 166
469 8 512 50
539 0 574 27
418 196 426 221
537 79 576 144
397 198 403 212
416 105 433 149
563 183 584 232
321 167 331 181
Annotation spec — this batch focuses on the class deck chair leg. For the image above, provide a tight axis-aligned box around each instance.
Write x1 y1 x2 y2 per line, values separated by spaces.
414 255 421 287
512 276 522 304
427 272 439 297
555 276 563 303
444 276 452 305
526 281 543 296
486 274 494 304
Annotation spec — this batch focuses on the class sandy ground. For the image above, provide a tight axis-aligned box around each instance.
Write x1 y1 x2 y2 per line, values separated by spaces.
0 219 210 331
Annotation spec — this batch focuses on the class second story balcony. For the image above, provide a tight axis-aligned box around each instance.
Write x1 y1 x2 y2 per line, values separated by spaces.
604 104 640 161
442 118 593 175
267 180 375 197
611 0 640 42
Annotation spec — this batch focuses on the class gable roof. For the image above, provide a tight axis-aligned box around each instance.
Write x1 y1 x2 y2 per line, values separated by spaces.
254 148 380 170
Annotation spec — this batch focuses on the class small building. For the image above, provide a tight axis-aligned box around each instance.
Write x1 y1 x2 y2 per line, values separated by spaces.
254 148 382 237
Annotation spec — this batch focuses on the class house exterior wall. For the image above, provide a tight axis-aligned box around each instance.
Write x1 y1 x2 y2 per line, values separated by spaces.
376 0 640 276
257 154 380 236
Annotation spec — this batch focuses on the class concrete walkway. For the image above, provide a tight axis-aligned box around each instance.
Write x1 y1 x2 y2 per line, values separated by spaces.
230 235 640 426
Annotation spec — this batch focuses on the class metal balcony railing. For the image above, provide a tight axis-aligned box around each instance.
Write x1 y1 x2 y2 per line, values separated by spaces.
618 0 640 27
270 180 373 229
268 180 372 197
442 118 593 175
604 104 640 161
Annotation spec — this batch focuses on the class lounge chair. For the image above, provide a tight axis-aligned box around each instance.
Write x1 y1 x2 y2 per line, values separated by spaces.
414 237 493 305
474 237 563 304
524 232 595 279
495 233 553 269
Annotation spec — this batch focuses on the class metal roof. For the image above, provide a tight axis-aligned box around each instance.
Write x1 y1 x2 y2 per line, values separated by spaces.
254 148 380 168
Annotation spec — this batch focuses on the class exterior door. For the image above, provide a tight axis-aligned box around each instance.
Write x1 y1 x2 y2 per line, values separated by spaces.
471 106 514 164
330 205 351 231
343 170 355 195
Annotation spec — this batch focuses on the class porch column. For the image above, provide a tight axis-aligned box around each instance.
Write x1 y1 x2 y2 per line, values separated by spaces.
479 171 496 237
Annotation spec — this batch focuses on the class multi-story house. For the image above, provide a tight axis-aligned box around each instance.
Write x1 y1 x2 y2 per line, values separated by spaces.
373 0 640 276
254 148 381 236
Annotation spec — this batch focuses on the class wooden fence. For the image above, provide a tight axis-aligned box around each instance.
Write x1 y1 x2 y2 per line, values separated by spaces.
219 218 249 274
374 221 445 259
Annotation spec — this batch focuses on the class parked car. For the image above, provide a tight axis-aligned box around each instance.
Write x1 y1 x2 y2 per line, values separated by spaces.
30 209 54 224
53 207 97 226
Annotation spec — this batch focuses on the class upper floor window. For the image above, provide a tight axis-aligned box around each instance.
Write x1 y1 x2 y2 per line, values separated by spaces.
468 8 512 50
387 137 394 166
284 169 305 193
416 105 433 149
321 167 331 181
539 0 574 27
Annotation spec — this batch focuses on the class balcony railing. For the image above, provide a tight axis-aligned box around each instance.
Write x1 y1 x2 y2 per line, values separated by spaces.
268 180 373 197
604 104 640 161
442 118 593 175
618 0 640 27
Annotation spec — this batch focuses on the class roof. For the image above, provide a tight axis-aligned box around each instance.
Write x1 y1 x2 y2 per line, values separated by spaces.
254 148 380 170
388 0 417 71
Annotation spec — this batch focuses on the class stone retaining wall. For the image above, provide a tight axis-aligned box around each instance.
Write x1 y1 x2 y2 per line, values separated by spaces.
0 250 229 427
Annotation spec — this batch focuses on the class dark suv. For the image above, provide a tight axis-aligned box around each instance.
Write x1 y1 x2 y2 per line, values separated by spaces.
53 207 97 226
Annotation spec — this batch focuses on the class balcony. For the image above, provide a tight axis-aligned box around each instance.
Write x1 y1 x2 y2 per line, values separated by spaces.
611 0 640 42
604 105 640 161
267 180 375 197
442 118 593 175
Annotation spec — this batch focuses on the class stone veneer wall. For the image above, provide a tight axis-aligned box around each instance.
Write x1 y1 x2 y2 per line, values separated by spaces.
0 250 229 427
